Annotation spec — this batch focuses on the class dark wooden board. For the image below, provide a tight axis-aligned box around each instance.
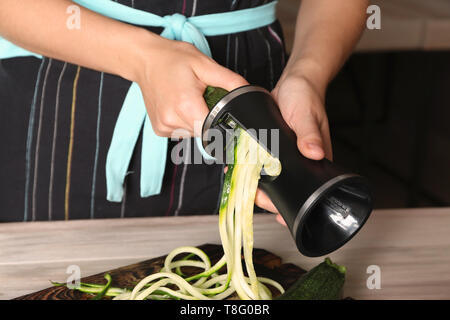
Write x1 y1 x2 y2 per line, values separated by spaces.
15 244 307 300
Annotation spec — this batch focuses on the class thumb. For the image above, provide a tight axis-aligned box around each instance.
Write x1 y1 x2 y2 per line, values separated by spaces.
196 61 248 92
291 114 325 161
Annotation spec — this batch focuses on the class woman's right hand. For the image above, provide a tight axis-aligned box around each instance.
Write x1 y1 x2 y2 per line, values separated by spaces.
0 0 245 138
132 34 248 137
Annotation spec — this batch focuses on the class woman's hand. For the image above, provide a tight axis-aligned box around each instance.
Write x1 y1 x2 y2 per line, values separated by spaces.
254 66 333 225
273 69 332 160
253 0 367 225
134 35 248 137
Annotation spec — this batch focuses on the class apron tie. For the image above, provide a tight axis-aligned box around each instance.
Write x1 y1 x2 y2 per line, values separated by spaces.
163 13 188 40
161 13 212 57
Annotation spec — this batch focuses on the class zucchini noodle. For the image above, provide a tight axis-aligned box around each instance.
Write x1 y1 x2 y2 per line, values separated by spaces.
62 128 283 300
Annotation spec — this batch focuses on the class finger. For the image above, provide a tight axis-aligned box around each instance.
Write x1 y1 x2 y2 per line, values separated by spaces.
291 113 325 161
254 189 279 214
158 108 193 136
271 83 281 99
177 94 209 137
152 122 175 137
195 61 249 92
276 213 287 226
172 106 196 136
193 97 210 136
319 118 333 161
171 79 210 136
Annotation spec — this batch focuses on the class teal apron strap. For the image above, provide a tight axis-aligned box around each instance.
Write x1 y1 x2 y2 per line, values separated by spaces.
0 39 41 60
141 115 168 198
106 81 168 201
105 82 146 201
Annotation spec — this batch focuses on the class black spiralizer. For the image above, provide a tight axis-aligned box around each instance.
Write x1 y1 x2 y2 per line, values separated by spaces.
202 85 373 257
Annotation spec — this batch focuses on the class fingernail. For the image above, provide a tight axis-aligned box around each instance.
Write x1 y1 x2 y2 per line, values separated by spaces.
307 142 323 152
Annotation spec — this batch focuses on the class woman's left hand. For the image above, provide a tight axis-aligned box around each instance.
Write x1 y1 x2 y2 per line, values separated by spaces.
254 69 333 225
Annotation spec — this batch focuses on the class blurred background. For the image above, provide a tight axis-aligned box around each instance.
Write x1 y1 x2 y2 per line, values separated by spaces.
279 0 450 209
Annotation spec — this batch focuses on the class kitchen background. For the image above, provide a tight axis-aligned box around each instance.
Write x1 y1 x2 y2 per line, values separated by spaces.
279 0 450 208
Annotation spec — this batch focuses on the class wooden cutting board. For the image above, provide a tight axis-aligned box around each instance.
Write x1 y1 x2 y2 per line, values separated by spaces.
14 244 307 300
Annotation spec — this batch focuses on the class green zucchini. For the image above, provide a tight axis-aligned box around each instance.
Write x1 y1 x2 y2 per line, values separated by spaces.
92 273 113 300
276 258 346 300
203 86 229 110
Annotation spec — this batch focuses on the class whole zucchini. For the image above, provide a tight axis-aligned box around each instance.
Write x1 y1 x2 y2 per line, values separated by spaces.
276 258 346 300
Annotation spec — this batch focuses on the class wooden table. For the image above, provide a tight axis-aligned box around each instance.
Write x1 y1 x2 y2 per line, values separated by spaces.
1 208 450 300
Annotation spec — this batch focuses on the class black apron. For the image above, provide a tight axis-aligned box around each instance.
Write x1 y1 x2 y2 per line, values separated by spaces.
0 0 286 222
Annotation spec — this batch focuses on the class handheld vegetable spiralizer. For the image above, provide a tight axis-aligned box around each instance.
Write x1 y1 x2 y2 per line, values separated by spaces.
202 85 373 257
